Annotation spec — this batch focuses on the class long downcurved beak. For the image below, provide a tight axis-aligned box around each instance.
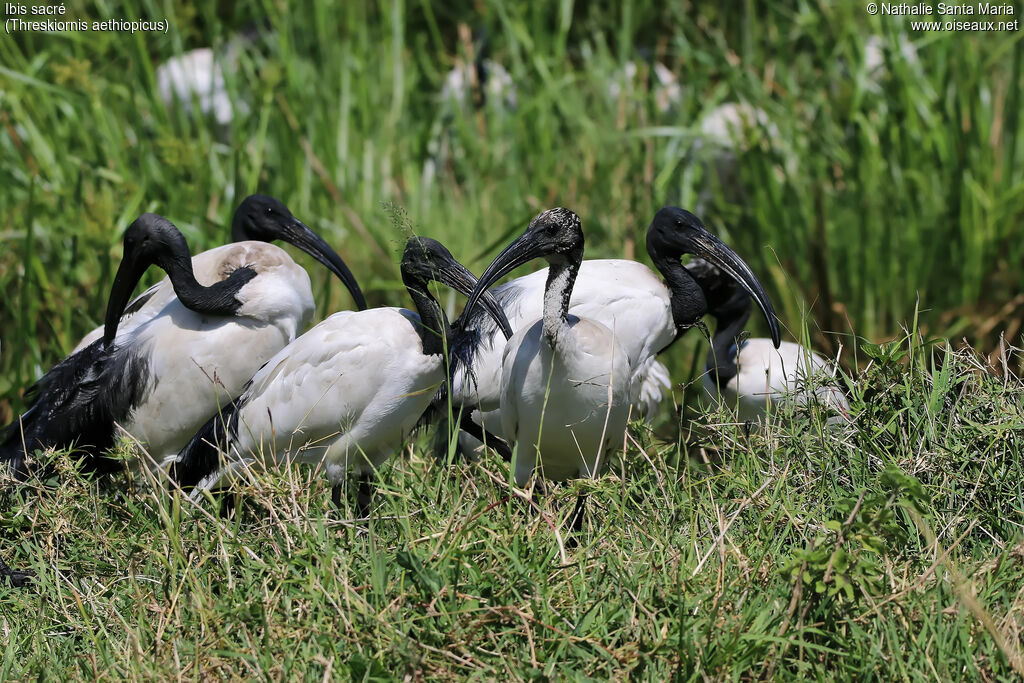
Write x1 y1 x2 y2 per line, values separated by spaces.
435 258 513 340
103 255 147 346
283 219 368 311
682 228 781 348
461 232 541 334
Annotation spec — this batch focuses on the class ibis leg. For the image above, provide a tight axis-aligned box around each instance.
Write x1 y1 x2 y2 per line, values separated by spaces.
356 474 374 518
458 411 513 461
569 493 588 534
331 484 343 509
431 410 456 463
216 491 238 519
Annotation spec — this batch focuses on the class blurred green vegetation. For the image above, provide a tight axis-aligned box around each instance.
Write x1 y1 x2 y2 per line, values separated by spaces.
2 1 1022 420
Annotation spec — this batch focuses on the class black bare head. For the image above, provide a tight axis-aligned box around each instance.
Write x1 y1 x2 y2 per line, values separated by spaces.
231 194 367 311
121 213 191 269
518 207 584 267
461 207 584 326
103 214 257 346
646 207 780 348
104 214 191 345
400 236 512 340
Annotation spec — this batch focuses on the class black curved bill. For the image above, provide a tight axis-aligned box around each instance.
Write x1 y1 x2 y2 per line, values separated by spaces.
103 255 148 346
282 219 368 311
434 258 513 340
683 228 781 348
461 232 543 332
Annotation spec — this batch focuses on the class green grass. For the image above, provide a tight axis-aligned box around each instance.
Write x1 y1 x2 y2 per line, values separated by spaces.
2 1 1024 678
3 342 1024 678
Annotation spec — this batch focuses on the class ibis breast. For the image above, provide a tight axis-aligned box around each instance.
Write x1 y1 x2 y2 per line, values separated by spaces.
501 315 632 486
455 259 674 413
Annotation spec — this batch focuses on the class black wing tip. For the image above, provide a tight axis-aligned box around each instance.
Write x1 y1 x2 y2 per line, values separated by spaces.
170 399 240 490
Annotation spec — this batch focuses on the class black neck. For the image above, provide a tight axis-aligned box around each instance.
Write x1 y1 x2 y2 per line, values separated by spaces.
161 253 256 316
404 279 450 358
705 294 753 388
542 257 579 346
651 250 709 338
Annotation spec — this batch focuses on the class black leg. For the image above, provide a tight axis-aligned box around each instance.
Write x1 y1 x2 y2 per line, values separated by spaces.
331 484 343 509
0 557 33 588
216 491 238 519
356 474 373 518
431 410 456 464
458 411 513 461
569 493 587 534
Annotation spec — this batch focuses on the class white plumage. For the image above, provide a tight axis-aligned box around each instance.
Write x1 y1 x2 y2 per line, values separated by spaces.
74 241 304 355
451 207 781 456
1 211 365 480
501 312 632 487
117 241 315 461
169 237 512 511
439 58 518 112
455 259 674 419
462 208 633 505
702 339 850 423
156 47 245 126
73 195 366 354
197 307 445 488
689 258 849 423
607 60 682 114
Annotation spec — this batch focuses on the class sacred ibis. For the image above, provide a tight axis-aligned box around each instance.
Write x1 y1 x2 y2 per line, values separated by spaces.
1 208 364 480
690 259 850 422
72 194 366 353
155 24 269 129
156 47 241 126
448 206 781 458
168 237 513 515
456 207 636 531
439 54 517 112
863 34 921 89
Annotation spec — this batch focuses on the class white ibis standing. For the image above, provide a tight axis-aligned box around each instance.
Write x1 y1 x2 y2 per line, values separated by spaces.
459 208 634 530
157 47 237 126
607 59 681 114
690 259 850 422
72 194 366 352
424 29 517 192
863 34 921 88
439 56 517 112
447 207 781 458
168 237 512 514
1 208 365 480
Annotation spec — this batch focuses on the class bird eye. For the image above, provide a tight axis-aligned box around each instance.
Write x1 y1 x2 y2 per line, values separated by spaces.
265 207 275 215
